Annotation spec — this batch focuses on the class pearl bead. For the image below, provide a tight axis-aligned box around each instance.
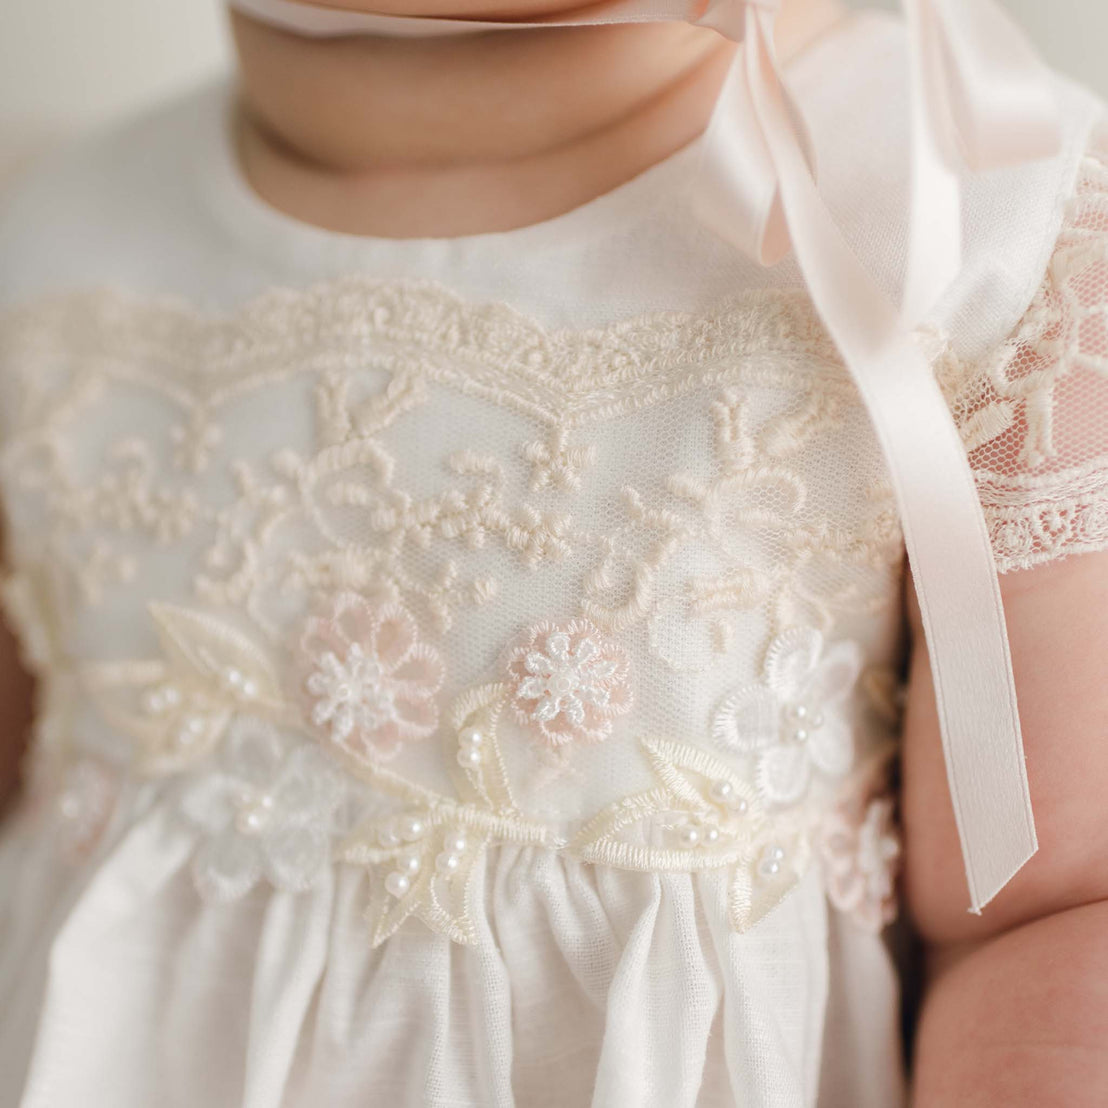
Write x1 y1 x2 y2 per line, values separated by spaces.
768 846 786 861
235 804 269 836
143 684 181 716
174 715 206 747
703 826 721 845
761 860 781 876
677 825 701 849
399 815 426 842
378 824 402 849
443 832 468 855
397 851 422 876
709 779 734 804
731 797 749 815
791 704 808 720
436 851 461 874
793 728 809 743
457 747 483 769
458 726 484 750
810 712 825 728
384 871 411 898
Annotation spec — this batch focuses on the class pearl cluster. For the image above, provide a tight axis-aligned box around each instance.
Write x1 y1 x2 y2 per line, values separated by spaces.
456 725 485 770
673 818 722 850
757 843 788 880
708 777 749 815
141 682 213 753
379 815 470 898
233 790 276 837
672 778 752 850
785 702 824 745
219 665 259 702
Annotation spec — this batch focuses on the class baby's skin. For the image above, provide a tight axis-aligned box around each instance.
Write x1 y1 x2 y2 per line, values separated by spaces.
4 2 1108 1103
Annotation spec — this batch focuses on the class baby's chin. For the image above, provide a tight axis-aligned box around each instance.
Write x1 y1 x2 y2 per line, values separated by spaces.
294 0 608 17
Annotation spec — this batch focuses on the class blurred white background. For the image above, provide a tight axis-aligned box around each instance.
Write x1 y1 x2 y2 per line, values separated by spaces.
0 0 1105 186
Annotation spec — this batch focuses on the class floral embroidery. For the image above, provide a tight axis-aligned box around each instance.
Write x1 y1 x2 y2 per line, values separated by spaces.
506 619 632 748
82 603 285 773
299 593 444 765
180 718 346 902
523 427 597 492
713 627 861 806
0 274 944 947
571 737 809 931
818 745 901 930
341 683 561 946
820 797 901 932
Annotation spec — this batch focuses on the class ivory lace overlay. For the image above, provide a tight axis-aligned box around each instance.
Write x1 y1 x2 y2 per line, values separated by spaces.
941 143 1108 571
5 186 1104 943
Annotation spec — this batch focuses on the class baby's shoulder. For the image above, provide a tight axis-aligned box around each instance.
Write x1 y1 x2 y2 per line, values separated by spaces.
0 80 229 313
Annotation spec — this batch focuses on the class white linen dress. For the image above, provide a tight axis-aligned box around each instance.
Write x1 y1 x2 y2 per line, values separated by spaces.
0 12 1106 1107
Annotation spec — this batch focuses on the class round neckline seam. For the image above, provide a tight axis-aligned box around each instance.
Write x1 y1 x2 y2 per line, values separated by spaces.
198 9 890 270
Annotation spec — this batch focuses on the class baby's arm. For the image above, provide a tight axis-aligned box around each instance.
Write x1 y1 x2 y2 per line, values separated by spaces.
0 616 31 813
904 551 1108 1105
0 524 34 815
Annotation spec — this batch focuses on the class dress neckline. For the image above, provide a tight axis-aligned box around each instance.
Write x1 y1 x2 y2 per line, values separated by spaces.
198 10 892 272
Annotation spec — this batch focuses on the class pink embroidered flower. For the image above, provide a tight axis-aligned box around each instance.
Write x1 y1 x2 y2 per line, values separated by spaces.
506 619 632 747
820 796 901 932
299 593 444 763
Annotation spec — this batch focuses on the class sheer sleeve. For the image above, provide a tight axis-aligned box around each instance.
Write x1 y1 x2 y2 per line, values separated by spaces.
941 121 1108 573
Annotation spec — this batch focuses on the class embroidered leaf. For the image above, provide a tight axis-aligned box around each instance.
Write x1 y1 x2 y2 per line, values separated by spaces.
148 602 284 711
447 682 515 813
572 738 763 872
729 825 811 933
80 658 233 773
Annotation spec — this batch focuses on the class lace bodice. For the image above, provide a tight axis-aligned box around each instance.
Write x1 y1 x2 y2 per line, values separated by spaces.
5 133 1108 941
0 281 908 941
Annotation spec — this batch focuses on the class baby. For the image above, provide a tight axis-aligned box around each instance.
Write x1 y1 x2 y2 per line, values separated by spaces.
0 0 1106 1105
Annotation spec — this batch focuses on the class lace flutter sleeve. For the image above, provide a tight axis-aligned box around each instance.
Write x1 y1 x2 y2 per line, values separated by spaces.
942 124 1108 573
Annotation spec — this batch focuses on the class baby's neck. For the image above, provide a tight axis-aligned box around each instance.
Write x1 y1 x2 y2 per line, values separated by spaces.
230 0 846 238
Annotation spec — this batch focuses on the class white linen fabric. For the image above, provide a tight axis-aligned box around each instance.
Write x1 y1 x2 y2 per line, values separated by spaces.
0 12 1105 1107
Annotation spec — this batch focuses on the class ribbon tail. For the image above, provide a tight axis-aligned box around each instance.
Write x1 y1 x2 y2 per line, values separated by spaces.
741 7 1037 910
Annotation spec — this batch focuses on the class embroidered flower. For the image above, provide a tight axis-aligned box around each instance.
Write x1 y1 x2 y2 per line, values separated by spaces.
506 619 632 747
820 797 901 931
523 427 597 492
713 626 862 806
299 593 444 764
180 718 345 902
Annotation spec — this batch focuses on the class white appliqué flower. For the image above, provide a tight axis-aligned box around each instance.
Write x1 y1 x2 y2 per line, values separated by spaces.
299 593 444 764
820 796 901 931
713 627 862 806
180 717 345 902
506 619 632 747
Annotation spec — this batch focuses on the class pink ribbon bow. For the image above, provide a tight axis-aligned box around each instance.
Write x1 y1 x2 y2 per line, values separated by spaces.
230 0 1063 912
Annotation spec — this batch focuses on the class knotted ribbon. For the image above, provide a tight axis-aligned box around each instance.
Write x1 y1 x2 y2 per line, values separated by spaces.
229 0 1062 911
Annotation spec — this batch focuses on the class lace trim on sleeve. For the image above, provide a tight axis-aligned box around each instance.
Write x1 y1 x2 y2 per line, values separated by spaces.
944 122 1108 573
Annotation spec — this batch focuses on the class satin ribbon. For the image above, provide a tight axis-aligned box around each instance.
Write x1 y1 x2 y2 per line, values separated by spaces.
228 0 1062 911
